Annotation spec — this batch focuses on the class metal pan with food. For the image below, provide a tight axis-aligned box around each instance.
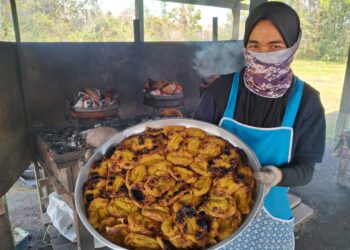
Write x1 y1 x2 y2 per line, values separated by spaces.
75 118 263 250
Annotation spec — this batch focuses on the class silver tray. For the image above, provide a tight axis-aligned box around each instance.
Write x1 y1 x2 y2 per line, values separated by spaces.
75 118 264 249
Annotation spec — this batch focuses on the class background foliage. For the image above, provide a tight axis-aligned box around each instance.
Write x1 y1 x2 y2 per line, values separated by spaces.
0 0 349 61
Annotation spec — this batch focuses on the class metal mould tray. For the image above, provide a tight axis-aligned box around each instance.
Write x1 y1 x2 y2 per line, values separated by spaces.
75 118 263 250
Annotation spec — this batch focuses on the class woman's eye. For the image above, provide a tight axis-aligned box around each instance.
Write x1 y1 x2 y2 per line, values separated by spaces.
247 44 258 49
271 44 285 50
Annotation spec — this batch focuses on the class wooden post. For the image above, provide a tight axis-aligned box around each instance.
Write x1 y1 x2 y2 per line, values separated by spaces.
212 17 218 41
9 0 21 42
135 0 144 42
0 196 15 250
232 2 240 40
134 19 142 43
249 0 267 12
33 161 47 214
334 46 350 139
70 196 95 250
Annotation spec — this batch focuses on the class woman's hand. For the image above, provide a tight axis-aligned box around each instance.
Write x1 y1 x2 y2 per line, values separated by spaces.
254 165 283 188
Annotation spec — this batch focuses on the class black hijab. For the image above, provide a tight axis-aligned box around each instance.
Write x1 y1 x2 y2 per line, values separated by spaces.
243 2 301 48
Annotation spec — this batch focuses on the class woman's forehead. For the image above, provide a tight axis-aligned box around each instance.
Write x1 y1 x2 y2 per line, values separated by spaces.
248 20 285 44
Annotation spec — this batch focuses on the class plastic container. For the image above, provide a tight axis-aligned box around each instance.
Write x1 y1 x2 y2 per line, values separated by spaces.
13 227 29 250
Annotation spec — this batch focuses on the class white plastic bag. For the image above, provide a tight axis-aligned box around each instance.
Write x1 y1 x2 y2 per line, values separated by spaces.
47 192 77 242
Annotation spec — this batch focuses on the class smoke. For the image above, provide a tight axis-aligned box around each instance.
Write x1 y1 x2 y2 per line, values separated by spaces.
193 42 245 78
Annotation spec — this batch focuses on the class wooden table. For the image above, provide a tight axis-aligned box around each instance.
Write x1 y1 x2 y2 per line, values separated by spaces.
34 134 95 250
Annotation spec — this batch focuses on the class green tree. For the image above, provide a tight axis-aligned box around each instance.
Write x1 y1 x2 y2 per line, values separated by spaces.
282 0 350 61
0 0 15 41
144 3 205 41
0 0 134 42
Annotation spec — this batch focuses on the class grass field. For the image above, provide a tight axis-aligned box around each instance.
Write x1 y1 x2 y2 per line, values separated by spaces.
291 59 347 141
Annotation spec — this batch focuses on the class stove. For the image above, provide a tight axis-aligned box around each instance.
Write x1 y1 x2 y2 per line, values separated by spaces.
143 79 185 116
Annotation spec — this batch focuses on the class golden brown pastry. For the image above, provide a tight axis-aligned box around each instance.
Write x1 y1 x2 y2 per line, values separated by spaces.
83 178 106 205
129 183 157 208
213 173 244 196
192 175 212 196
147 161 172 177
189 159 211 176
105 224 131 245
166 150 193 166
142 204 171 222
216 210 242 241
159 183 190 207
162 125 186 136
233 186 253 215
201 195 237 218
236 164 255 190
87 198 109 229
169 166 198 184
126 165 147 188
161 216 181 238
127 212 160 236
172 194 203 212
83 125 256 249
107 197 139 218
144 175 176 197
124 233 161 249
185 127 207 139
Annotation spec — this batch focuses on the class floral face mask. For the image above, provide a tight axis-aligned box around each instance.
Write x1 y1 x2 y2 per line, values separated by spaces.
243 34 301 98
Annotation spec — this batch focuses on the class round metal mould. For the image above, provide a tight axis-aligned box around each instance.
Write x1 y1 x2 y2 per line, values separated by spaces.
75 118 263 250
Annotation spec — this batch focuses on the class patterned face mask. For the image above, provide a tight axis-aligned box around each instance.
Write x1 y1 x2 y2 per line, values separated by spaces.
243 34 301 98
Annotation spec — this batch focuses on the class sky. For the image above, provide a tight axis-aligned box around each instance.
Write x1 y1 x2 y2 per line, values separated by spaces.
99 0 236 28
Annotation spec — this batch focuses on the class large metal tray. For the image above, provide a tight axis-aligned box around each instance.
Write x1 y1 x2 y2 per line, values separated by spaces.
75 118 264 249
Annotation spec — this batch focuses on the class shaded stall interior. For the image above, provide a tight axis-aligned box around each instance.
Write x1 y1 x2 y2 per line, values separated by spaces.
1 0 350 249
0 0 252 249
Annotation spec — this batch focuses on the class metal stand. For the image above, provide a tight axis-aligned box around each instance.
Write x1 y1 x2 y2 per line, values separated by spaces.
150 101 185 118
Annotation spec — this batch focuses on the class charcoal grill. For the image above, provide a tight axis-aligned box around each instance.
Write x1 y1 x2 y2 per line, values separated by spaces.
143 92 184 116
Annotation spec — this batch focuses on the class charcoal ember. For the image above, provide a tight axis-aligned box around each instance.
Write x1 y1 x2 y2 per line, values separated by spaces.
35 115 166 155
37 126 87 154
161 83 177 95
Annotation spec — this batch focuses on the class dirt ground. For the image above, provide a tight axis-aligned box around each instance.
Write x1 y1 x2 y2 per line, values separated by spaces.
6 184 52 250
5 143 350 250
293 143 350 250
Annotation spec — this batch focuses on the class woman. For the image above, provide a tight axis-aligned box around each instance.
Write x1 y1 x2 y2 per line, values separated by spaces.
193 2 325 249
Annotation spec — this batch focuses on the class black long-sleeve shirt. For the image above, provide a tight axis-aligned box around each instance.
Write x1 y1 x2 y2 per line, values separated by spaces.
193 70 325 187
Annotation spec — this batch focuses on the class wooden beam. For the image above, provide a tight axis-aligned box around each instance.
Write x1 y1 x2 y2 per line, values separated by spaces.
338 46 350 113
232 2 240 40
240 3 249 10
0 196 15 250
334 46 350 138
10 0 21 42
65 195 95 250
134 19 142 43
135 0 144 41
212 17 218 41
34 161 46 213
158 0 238 9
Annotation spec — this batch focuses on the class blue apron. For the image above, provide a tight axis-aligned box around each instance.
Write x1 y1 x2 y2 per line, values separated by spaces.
219 73 304 250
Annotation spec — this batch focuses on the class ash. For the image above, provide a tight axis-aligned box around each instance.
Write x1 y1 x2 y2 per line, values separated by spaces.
36 125 88 154
35 115 160 154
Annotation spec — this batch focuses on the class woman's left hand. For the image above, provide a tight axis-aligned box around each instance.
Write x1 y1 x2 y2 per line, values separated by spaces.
254 165 282 187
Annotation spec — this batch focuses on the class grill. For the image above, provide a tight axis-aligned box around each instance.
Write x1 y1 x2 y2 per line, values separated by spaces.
143 79 185 116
